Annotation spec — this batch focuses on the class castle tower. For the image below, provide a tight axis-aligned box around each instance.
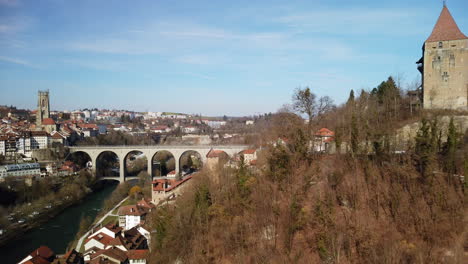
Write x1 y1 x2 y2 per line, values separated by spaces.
37 90 50 127
418 5 468 110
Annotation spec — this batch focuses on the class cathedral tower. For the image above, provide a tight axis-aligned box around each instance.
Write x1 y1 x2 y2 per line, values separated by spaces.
418 5 468 110
37 90 50 127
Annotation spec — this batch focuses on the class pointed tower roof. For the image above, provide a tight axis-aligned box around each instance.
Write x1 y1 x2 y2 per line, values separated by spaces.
426 5 467 42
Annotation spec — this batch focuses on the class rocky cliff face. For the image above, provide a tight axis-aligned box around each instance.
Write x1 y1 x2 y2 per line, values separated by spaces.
397 115 468 147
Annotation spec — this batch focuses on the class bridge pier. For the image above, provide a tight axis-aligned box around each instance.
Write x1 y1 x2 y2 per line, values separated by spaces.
174 154 180 177
147 157 152 178
118 153 125 183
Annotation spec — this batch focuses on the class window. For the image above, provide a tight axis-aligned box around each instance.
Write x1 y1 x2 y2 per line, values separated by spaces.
442 71 449 82
438 42 443 48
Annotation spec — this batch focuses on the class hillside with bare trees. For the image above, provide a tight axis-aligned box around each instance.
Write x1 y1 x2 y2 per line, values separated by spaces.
147 78 467 263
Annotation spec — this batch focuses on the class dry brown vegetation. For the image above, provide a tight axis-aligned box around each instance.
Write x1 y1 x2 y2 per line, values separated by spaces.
148 148 466 263
147 79 467 263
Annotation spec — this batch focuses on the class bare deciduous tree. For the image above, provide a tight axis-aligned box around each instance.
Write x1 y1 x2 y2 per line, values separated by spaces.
292 87 335 131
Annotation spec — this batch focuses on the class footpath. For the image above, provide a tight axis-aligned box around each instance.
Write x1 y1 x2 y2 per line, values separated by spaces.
75 196 129 252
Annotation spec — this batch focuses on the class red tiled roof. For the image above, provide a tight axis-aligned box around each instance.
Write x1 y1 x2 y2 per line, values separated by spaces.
30 130 50 137
42 118 55 125
152 175 193 192
127 249 149 260
91 247 128 262
79 123 98 129
85 232 114 246
206 149 226 158
315 128 334 137
62 249 82 263
108 236 128 248
137 198 155 209
24 256 50 264
104 223 123 234
242 149 256 155
51 132 65 139
30 245 54 260
118 205 148 217
426 6 467 42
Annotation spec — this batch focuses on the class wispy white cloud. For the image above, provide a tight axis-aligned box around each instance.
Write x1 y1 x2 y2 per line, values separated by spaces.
62 58 126 71
0 16 32 34
68 22 292 55
0 55 35 67
276 8 430 36
0 24 14 34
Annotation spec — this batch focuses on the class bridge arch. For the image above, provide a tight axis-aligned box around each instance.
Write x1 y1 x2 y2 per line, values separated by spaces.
179 150 203 176
69 145 250 182
123 150 148 178
67 151 92 170
151 150 176 178
95 151 121 181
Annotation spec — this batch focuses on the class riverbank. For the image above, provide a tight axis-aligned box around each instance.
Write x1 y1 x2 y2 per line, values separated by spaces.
66 181 133 251
0 180 112 247
0 182 118 264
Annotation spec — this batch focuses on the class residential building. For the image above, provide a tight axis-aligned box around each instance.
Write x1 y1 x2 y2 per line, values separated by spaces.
0 136 5 155
314 128 335 152
202 120 226 129
182 126 198 134
50 131 68 146
41 118 57 133
82 128 99 137
118 205 149 231
88 247 128 264
83 224 148 263
18 245 55 264
152 176 193 205
151 125 171 133
240 149 257 165
31 131 50 150
57 249 84 264
127 250 149 264
84 224 123 252
0 163 41 180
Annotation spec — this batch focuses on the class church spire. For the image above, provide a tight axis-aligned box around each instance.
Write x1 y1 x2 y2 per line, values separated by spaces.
426 5 467 42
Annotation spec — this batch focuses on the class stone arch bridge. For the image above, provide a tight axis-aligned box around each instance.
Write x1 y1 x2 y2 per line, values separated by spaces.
69 145 248 183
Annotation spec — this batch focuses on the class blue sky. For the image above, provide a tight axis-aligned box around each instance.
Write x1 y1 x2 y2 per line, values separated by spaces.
0 0 467 116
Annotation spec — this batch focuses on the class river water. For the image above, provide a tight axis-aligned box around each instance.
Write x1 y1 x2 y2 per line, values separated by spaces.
0 182 118 264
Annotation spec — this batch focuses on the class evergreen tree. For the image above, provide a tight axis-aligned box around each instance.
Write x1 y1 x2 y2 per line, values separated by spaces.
350 114 359 155
444 117 458 175
334 127 342 154
347 89 355 106
414 119 436 179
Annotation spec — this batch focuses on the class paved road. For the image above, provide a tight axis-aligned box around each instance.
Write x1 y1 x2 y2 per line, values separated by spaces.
75 196 129 252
